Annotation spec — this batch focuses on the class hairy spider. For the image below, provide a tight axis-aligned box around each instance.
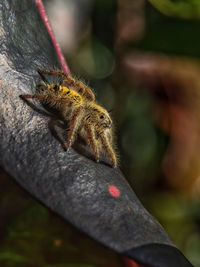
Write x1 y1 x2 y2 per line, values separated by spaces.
21 70 117 168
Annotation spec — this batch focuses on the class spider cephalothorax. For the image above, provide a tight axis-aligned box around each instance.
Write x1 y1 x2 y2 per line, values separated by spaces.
21 70 117 168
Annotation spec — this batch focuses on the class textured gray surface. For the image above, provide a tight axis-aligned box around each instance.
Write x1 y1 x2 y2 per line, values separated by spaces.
0 0 177 258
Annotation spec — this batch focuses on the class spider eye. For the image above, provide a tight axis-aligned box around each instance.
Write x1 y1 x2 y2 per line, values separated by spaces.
100 115 105 119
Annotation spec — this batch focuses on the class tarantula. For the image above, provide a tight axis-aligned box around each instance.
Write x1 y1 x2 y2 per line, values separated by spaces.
21 70 117 168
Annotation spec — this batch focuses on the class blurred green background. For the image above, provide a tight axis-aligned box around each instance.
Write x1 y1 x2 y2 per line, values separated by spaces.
1 0 200 266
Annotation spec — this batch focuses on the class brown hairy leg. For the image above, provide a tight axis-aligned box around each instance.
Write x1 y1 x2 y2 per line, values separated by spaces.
65 106 84 150
38 69 68 79
39 70 95 101
38 70 71 93
99 133 117 168
21 94 73 104
84 124 99 163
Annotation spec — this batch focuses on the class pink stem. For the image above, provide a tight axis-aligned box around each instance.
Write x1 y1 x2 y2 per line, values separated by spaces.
35 0 71 75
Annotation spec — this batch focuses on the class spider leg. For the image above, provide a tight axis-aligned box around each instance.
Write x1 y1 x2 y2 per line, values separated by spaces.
65 106 83 150
61 76 95 102
84 124 99 163
20 94 73 104
98 132 117 168
38 69 68 78
20 94 46 100
107 129 113 144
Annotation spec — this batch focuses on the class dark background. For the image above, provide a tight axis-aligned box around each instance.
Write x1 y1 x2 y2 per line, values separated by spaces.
1 0 200 266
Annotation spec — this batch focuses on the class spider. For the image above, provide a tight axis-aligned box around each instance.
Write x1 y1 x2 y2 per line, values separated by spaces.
21 70 117 168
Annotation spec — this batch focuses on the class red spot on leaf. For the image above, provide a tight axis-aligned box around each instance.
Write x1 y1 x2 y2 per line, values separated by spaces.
123 257 140 267
108 185 120 198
